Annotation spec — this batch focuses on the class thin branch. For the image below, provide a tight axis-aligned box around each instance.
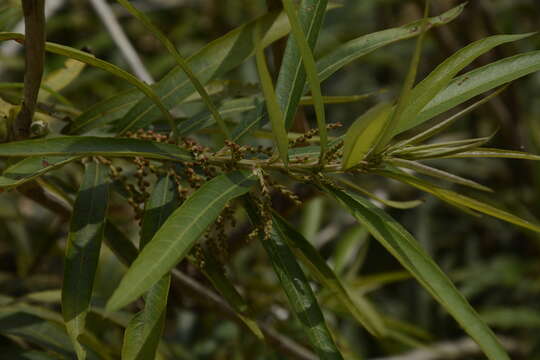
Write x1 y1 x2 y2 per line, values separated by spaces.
89 0 155 84
12 0 46 140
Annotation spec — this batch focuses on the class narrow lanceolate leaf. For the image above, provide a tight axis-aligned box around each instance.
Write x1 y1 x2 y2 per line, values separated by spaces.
375 2 430 151
276 0 328 130
396 86 508 148
40 58 85 102
337 177 424 210
316 3 466 83
440 147 540 160
122 175 179 360
391 33 534 137
281 0 328 160
321 185 510 360
341 103 393 169
414 51 540 131
0 155 80 188
62 161 110 360
106 171 257 311
113 10 291 134
379 168 540 233
389 158 493 192
244 201 343 360
0 136 193 162
0 32 179 138
115 0 230 138
272 212 387 337
254 23 289 164
199 251 264 339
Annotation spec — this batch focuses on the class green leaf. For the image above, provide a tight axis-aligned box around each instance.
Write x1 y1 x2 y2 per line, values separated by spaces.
122 276 170 360
40 58 85 102
0 155 80 189
244 200 343 360
104 221 139 267
113 11 291 135
106 171 256 311
0 307 74 357
0 136 193 162
394 86 508 148
68 10 289 134
0 32 179 138
374 2 430 151
253 22 289 164
379 168 540 233
276 0 328 130
62 161 110 360
388 158 492 192
66 89 141 134
321 184 510 360
392 34 535 137
281 0 328 160
337 177 424 210
272 212 387 337
341 103 393 169
440 147 540 160
316 3 466 84
122 175 178 360
115 0 229 138
414 51 540 132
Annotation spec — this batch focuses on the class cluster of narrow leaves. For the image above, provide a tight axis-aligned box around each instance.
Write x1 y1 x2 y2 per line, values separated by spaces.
2 1 540 359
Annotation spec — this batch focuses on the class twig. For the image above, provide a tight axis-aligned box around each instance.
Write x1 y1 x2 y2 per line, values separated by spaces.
11 0 46 140
89 0 155 84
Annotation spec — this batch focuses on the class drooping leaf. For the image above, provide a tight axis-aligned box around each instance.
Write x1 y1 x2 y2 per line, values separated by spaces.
106 171 256 311
321 184 510 360
62 161 110 360
253 22 289 164
0 32 178 137
122 175 179 360
0 136 193 162
244 200 343 360
0 155 80 189
281 0 328 160
393 36 537 137
272 212 387 337
341 103 393 169
379 168 540 233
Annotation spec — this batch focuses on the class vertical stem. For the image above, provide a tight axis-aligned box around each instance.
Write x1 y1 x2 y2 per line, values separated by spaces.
12 0 46 140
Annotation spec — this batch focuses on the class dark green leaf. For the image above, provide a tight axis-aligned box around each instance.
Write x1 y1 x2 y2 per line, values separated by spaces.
272 212 386 337
0 136 193 162
106 171 256 311
62 162 109 359
321 184 510 360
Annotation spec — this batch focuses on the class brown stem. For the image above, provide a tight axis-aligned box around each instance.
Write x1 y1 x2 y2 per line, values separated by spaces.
12 0 46 140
